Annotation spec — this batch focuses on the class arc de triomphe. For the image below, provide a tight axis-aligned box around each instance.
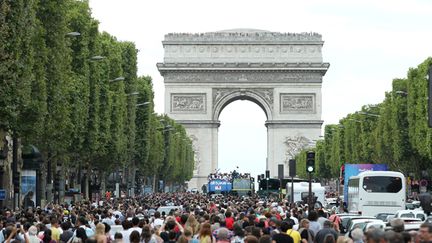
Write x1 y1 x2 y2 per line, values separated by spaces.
157 29 329 190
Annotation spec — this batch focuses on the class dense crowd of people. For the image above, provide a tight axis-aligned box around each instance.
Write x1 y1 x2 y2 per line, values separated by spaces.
0 192 431 243
208 171 251 182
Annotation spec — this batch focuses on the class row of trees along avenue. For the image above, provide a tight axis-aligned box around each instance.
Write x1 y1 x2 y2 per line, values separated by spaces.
0 0 194 204
296 58 432 180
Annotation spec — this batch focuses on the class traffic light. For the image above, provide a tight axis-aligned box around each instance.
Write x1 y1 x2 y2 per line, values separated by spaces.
265 170 270 178
257 175 261 182
13 172 20 193
306 151 315 173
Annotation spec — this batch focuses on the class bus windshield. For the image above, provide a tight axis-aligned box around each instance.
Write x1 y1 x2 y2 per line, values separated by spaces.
362 176 402 193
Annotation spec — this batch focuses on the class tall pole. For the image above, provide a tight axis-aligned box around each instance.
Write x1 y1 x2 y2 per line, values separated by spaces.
428 64 432 128
291 176 294 204
12 134 19 209
308 172 312 207
266 178 269 196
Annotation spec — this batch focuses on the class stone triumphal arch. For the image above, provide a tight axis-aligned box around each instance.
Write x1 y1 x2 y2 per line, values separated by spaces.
157 29 329 190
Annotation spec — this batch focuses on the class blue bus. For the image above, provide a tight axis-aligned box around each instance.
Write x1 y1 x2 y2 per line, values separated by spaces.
208 179 232 194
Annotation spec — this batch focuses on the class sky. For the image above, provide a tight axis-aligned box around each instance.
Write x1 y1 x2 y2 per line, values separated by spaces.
89 0 432 181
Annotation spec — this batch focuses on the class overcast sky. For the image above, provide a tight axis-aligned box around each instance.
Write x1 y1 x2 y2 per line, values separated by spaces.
89 0 432 180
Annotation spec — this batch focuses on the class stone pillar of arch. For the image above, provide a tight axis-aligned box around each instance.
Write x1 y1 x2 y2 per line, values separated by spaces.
157 29 329 190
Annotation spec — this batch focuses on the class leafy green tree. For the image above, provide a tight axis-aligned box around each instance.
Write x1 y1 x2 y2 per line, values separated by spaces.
135 76 153 173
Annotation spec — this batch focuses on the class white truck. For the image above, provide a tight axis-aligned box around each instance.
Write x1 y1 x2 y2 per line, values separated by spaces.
286 182 325 207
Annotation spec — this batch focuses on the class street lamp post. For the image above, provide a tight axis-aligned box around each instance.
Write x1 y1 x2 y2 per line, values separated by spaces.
158 120 173 193
395 90 408 96
358 111 381 118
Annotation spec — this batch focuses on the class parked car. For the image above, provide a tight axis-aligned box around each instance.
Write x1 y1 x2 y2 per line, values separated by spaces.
338 214 360 233
375 213 395 222
406 201 421 210
385 218 423 231
345 217 379 232
393 209 427 221
345 218 386 236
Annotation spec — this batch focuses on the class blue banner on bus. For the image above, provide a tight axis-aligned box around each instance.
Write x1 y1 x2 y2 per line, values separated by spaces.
208 179 232 193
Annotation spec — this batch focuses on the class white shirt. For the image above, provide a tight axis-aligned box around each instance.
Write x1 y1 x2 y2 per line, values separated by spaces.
121 227 142 243
152 218 164 228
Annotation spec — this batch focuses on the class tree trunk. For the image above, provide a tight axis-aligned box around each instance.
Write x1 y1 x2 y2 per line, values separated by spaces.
130 165 136 197
100 170 106 198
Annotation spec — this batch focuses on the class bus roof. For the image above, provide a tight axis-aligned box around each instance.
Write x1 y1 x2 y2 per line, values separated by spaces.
349 171 404 179
358 171 404 176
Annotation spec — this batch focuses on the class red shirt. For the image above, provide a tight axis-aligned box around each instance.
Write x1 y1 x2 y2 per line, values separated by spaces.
225 217 234 230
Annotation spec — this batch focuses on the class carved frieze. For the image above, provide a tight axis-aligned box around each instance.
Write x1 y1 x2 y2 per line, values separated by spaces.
164 44 322 55
163 71 322 83
284 136 312 163
164 31 323 42
280 94 315 113
213 88 273 109
189 135 200 173
171 93 206 113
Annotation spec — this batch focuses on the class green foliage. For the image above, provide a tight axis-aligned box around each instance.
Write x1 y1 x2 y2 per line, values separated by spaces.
135 76 154 172
302 57 432 178
0 0 196 195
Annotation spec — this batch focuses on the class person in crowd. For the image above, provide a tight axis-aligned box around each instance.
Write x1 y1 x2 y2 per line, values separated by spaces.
141 225 157 243
258 235 271 243
50 218 62 242
70 227 88 243
28 226 41 243
307 211 321 237
351 228 364 243
328 210 341 233
42 229 55 243
231 223 245 243
336 236 353 243
225 211 235 231
60 222 74 243
244 236 259 243
113 232 123 243
216 227 231 243
317 210 328 228
364 228 386 243
384 230 404 243
419 222 432 243
286 220 301 243
23 191 35 209
298 219 314 243
314 221 338 243
128 230 140 243
197 223 216 243
95 223 108 243
271 221 294 243
185 215 200 237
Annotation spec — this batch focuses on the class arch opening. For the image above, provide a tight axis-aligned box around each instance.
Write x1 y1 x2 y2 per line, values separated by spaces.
213 90 273 121
218 100 267 189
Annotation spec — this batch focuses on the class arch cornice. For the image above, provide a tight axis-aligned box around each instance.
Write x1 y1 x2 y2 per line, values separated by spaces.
157 62 330 75
212 88 273 120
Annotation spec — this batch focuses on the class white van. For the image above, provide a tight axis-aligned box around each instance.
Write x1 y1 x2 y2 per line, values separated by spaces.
286 182 325 207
